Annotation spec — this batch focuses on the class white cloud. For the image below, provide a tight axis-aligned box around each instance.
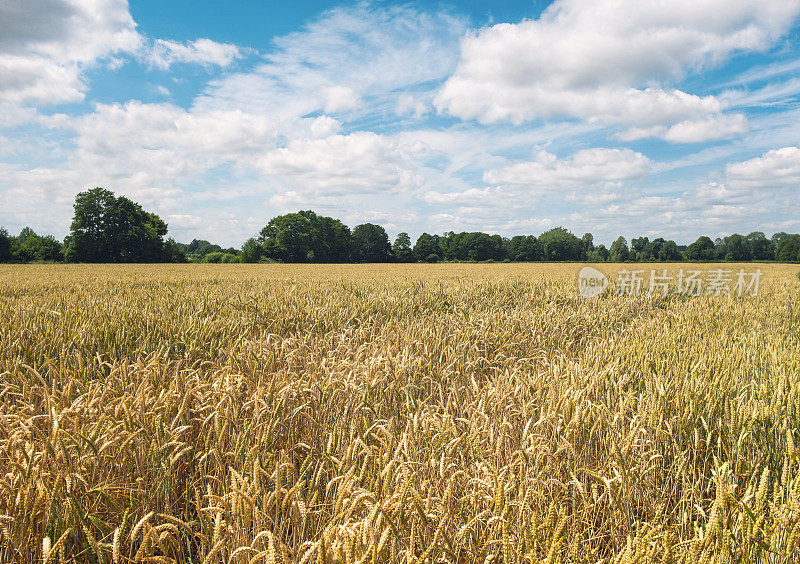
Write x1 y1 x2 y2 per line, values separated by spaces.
72 101 277 173
321 86 360 113
436 0 800 141
0 0 141 105
423 186 506 205
726 145 800 187
259 132 423 194
194 5 467 121
148 38 244 70
484 148 651 189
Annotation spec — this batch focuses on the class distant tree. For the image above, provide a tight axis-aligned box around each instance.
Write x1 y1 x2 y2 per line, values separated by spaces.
240 238 265 263
630 237 649 261
658 240 682 261
259 210 351 263
716 234 750 261
641 238 665 261
202 252 225 263
609 236 630 262
581 233 594 254
445 232 506 261
186 239 223 260
588 244 609 262
746 232 774 260
413 233 443 262
17 226 36 245
391 232 414 263
317 215 353 262
65 187 169 262
775 234 800 263
684 236 716 261
161 238 188 263
351 223 392 262
507 235 542 261
0 228 11 262
538 227 585 261
20 234 64 262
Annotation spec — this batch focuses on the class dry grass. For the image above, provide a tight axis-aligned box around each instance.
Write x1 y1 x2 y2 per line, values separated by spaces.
0 263 799 563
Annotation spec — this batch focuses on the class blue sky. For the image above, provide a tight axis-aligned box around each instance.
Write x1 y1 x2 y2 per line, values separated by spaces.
1 0 800 246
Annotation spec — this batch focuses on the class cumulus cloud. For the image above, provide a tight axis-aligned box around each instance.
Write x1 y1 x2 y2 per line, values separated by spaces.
484 148 652 189
148 38 245 70
72 101 277 174
726 145 800 187
436 0 800 141
259 132 423 194
0 0 141 105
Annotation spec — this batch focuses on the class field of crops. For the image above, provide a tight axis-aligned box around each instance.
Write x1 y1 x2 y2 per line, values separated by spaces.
1 263 799 563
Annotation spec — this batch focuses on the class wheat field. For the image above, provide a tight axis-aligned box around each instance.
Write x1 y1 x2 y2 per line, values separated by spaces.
0 263 798 563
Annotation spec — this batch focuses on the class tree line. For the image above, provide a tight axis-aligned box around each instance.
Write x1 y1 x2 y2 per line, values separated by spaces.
1 187 799 264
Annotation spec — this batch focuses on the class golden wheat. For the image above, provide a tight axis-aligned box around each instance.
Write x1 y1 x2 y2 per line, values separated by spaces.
0 263 798 562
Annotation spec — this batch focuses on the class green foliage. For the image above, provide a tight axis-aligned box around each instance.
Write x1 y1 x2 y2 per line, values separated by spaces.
507 235 543 261
351 223 392 262
775 234 800 263
587 244 609 262
444 232 506 262
684 236 716 261
0 228 12 262
65 187 169 263
259 210 351 263
161 238 188 263
413 233 443 262
240 238 264 263
391 232 414 263
715 233 750 261
630 236 649 260
746 231 774 260
184 239 224 260
658 240 682 261
609 236 630 262
201 251 234 263
581 232 594 253
538 227 585 261
17 233 64 262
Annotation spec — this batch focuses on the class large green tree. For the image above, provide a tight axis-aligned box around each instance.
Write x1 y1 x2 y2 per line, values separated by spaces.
608 236 630 262
538 227 585 261
507 235 542 261
65 188 169 262
259 210 351 263
445 232 506 262
775 234 800 263
351 223 392 262
391 232 414 263
746 232 774 261
413 233 443 262
715 234 750 261
658 240 682 261
684 236 716 261
0 228 12 262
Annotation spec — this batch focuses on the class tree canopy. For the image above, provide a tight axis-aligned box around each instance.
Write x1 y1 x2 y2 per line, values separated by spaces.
258 210 351 263
65 188 170 263
351 223 392 262
3 204 800 265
